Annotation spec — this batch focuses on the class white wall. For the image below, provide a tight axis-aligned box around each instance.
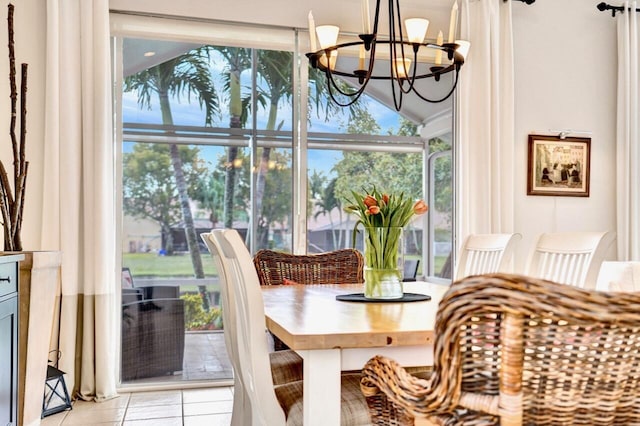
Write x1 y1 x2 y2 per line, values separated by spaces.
512 0 618 267
0 0 620 262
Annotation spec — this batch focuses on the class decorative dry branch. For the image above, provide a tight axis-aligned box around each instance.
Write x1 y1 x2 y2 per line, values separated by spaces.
0 3 28 251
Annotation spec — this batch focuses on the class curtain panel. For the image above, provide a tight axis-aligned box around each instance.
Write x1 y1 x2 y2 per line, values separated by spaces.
616 0 640 261
42 0 117 400
457 0 515 247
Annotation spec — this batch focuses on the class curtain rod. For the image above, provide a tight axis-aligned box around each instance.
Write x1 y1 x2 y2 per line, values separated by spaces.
503 0 536 3
597 2 640 17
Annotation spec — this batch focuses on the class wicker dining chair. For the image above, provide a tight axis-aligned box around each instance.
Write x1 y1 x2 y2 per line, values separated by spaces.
253 248 364 286
361 273 640 426
254 248 365 351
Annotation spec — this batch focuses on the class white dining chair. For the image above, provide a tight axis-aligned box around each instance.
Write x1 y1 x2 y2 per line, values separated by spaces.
524 231 615 290
596 261 640 292
202 230 370 426
202 232 302 425
455 233 522 280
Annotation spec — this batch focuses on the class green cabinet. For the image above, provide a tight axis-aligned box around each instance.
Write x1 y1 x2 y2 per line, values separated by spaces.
0 255 21 426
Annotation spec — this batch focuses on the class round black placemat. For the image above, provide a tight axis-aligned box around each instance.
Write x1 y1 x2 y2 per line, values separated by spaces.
336 292 431 303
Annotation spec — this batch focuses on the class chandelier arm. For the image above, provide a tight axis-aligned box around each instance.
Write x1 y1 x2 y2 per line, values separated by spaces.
389 68 404 111
326 72 365 107
411 66 461 104
395 48 419 95
305 0 467 110
325 67 365 98
388 0 410 99
373 0 382 34
321 39 381 99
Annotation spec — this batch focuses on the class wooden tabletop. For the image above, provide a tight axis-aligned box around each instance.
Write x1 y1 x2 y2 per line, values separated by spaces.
262 282 449 351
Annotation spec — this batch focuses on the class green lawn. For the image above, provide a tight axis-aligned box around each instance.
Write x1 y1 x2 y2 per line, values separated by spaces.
123 252 450 279
123 253 218 277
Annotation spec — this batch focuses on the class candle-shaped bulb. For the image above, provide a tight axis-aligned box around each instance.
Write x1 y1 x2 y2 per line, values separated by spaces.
361 0 371 34
359 45 365 70
435 30 443 65
308 11 317 51
447 1 458 43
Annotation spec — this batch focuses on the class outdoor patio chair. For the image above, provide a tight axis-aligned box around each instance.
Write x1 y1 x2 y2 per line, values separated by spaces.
524 231 615 289
120 268 185 381
122 266 179 299
203 230 370 426
455 233 521 280
403 259 419 282
253 248 364 286
361 273 640 425
121 298 185 381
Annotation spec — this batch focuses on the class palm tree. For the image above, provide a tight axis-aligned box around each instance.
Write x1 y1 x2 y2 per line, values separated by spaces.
252 51 365 249
212 47 252 229
314 178 345 249
253 51 294 248
124 47 218 306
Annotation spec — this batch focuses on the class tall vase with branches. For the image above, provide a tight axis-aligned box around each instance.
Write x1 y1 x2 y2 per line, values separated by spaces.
0 3 28 252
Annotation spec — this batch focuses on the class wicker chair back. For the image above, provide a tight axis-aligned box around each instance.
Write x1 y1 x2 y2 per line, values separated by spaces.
361 273 640 425
253 249 364 286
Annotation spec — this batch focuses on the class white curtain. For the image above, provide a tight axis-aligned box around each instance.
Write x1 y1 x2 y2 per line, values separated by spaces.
457 0 515 242
616 0 640 261
42 0 117 400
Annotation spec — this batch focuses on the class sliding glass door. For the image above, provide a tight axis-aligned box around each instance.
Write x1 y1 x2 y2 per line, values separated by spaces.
112 13 454 387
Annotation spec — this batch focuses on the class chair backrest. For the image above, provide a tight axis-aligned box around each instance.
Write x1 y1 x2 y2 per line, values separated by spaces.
253 248 364 286
403 259 419 282
122 267 134 289
455 233 522 280
596 261 640 292
200 233 238 377
430 273 640 424
524 231 615 289
202 230 286 426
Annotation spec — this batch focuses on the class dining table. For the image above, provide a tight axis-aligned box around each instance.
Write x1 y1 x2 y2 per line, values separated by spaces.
261 281 450 426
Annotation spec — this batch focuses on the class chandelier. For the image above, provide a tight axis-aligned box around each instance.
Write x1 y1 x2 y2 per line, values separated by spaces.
306 0 470 111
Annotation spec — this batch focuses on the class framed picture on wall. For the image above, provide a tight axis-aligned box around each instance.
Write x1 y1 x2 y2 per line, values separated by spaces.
527 134 591 197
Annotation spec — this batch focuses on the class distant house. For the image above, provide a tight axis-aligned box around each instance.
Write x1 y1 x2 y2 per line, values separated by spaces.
169 218 249 252
122 216 162 253
307 204 446 255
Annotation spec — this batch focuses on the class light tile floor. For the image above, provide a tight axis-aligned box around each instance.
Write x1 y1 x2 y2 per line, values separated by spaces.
40 387 233 426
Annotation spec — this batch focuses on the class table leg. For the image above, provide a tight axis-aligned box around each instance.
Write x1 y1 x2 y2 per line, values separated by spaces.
300 348 341 426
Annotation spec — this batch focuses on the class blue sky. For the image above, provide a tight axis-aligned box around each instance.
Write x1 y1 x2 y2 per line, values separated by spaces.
121 47 403 177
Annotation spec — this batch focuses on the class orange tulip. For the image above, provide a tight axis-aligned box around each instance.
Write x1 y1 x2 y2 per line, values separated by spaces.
381 194 390 205
413 200 428 215
368 206 380 215
363 195 377 208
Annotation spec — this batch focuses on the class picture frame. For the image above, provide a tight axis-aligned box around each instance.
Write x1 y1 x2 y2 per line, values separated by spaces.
527 134 590 197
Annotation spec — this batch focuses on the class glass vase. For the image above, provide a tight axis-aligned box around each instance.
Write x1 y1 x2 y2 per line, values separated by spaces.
363 227 404 299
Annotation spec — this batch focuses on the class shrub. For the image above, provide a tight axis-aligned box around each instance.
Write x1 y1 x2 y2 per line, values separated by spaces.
181 293 223 330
